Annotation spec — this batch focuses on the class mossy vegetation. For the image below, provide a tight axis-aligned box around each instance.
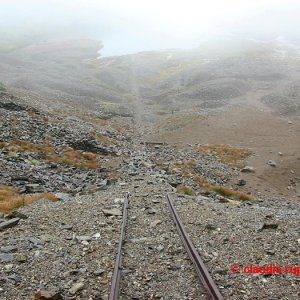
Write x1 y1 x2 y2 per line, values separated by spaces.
0 185 57 213
176 185 196 196
212 186 252 201
0 140 100 169
199 144 252 167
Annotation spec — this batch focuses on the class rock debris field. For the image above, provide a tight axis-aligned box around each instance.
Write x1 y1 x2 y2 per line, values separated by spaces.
0 88 300 299
0 142 299 300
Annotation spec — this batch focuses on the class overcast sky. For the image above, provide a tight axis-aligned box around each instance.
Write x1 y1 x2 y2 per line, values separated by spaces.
1 0 300 56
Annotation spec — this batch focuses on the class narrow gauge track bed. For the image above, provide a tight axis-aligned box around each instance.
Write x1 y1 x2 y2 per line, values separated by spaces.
109 176 222 299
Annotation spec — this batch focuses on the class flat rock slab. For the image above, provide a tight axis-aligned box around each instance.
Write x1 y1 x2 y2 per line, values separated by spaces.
0 218 20 231
102 208 122 216
0 246 18 253
0 253 15 262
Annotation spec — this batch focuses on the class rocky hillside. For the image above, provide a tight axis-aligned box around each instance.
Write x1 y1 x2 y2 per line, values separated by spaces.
0 40 299 299
0 137 299 299
1 39 300 121
0 87 132 212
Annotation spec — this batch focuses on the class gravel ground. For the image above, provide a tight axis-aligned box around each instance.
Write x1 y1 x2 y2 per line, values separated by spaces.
0 189 124 300
1 142 299 299
174 195 300 300
119 176 207 299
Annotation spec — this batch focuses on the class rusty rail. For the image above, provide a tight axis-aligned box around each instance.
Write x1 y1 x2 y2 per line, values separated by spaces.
167 194 224 300
108 193 129 300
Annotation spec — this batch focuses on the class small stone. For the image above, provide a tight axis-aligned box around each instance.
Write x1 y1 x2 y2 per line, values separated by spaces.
219 197 229 203
150 220 162 227
93 269 105 276
237 179 246 186
4 264 13 270
215 268 227 275
241 166 255 173
205 224 217 230
267 160 277 167
34 291 64 300
25 184 43 193
6 211 28 219
69 282 85 295
0 218 20 231
147 208 156 215
40 235 52 242
29 238 44 247
77 236 92 242
157 245 164 252
102 209 122 216
278 152 283 156
152 199 160 204
288 121 293 124
16 254 27 263
55 193 71 202
265 249 275 255
257 223 279 231
61 224 73 230
93 233 101 239
114 198 124 204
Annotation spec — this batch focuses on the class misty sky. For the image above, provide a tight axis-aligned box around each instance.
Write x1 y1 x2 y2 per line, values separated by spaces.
1 0 300 56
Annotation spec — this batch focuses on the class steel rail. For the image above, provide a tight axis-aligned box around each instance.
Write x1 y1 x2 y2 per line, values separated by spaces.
167 193 224 300
108 192 129 300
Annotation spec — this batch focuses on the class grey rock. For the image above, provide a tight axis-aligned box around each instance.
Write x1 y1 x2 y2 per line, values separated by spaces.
77 236 92 242
0 246 18 253
93 269 105 276
150 220 162 227
69 282 85 295
6 211 28 219
25 184 44 193
157 245 164 252
265 249 275 255
241 166 255 173
102 208 122 216
40 234 52 242
0 253 15 262
205 224 217 230
257 223 279 231
267 160 277 167
16 254 27 263
29 237 44 247
219 197 230 203
55 193 71 202
0 218 20 231
61 224 73 230
147 208 156 214
237 179 246 186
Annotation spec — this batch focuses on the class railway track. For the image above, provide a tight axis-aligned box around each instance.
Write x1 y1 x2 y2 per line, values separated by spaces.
108 188 223 300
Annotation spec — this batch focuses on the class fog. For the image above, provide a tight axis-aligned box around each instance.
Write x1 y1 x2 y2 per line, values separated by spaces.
1 0 300 56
